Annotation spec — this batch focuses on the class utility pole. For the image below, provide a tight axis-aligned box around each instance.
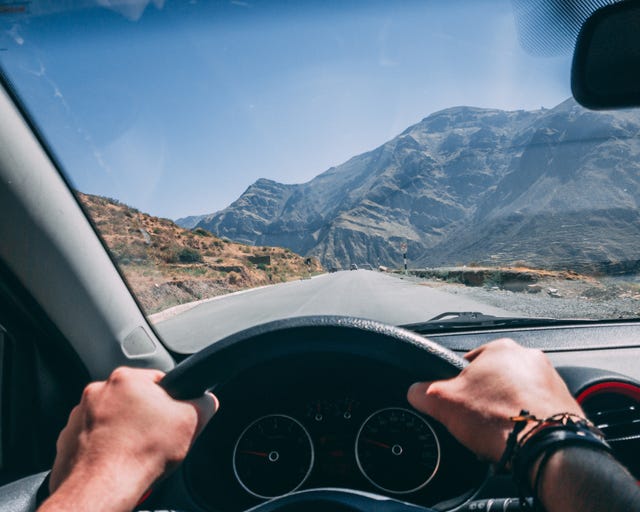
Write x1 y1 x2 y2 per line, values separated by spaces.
401 242 408 275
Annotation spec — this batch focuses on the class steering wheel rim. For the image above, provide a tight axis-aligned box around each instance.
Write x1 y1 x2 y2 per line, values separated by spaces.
159 315 467 400
159 316 474 512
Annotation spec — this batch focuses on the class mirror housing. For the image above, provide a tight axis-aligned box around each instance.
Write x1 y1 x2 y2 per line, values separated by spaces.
572 0 640 110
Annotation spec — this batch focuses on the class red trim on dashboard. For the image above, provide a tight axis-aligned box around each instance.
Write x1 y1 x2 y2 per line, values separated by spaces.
576 381 640 487
576 381 640 404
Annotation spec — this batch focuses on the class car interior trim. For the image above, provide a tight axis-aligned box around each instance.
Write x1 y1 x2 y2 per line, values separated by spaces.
0 83 173 379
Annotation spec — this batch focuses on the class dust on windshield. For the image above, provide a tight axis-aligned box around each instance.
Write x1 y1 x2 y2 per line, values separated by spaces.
1 0 640 350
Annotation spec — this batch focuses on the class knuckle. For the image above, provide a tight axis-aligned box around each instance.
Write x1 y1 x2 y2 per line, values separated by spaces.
82 381 101 400
425 382 447 401
109 366 131 382
527 347 548 363
492 337 518 349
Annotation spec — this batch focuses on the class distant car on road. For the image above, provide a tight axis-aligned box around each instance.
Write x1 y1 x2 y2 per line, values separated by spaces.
328 266 339 273
350 263 358 270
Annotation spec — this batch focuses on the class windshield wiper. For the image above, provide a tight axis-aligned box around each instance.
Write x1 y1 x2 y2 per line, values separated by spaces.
401 312 611 334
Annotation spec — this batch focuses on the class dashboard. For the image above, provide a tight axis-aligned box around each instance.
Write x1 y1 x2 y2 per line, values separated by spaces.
156 323 640 512
184 354 486 511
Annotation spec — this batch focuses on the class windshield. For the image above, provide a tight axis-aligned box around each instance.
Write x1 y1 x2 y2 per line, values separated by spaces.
2 0 638 352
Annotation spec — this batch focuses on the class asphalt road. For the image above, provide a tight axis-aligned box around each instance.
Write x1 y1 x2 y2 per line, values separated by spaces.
155 271 514 352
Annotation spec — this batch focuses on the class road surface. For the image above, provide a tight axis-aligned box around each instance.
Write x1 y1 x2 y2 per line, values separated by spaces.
155 271 515 352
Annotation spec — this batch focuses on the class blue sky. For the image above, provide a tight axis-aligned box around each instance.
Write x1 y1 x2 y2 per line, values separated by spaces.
0 0 572 219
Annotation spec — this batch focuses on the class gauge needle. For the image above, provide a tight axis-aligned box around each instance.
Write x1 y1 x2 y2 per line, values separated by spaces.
239 450 269 457
363 438 391 449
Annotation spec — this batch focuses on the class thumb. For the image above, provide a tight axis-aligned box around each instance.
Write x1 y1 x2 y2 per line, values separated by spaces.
189 392 220 436
407 381 435 414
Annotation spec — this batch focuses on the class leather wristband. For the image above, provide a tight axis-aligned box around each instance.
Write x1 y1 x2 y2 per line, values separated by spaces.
512 425 612 497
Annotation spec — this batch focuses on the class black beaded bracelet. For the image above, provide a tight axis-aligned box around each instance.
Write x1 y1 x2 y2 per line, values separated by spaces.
497 412 612 511
513 425 612 496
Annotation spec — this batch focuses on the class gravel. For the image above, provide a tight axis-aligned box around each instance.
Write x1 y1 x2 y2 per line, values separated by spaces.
399 275 640 320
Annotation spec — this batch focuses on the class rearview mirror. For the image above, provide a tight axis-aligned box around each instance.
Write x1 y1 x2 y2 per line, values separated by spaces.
572 0 640 110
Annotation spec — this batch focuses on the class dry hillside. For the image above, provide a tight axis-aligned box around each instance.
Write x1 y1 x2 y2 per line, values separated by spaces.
77 193 323 314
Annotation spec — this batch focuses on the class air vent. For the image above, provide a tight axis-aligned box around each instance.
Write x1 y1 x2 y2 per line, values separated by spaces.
578 381 640 479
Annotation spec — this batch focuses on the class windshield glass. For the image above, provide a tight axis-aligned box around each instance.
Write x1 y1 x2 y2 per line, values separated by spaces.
1 0 638 352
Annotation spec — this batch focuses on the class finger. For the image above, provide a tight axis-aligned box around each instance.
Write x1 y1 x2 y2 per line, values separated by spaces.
65 404 83 427
148 369 167 383
464 344 489 362
188 392 219 435
61 404 84 438
407 381 434 413
465 338 519 362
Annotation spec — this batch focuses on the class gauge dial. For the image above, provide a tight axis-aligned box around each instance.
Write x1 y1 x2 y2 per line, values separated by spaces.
355 407 440 494
233 414 314 499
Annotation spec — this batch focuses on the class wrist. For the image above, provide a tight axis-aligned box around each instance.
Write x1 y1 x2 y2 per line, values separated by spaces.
530 446 640 512
516 425 611 494
42 454 157 512
493 410 611 509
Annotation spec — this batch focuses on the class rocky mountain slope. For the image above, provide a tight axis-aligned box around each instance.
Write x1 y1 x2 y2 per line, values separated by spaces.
427 100 640 272
178 99 640 273
78 193 322 314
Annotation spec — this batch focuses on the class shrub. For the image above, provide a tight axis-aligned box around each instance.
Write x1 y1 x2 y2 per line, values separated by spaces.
113 241 148 264
178 247 203 263
228 271 240 285
193 228 211 237
161 250 179 263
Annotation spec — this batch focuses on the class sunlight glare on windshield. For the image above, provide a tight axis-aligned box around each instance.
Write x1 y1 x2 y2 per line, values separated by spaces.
1 0 639 351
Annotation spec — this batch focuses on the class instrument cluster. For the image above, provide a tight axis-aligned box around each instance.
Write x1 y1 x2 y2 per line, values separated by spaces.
231 405 441 499
184 354 486 511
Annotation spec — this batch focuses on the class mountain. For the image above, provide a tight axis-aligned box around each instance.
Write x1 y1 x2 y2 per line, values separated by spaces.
425 100 640 272
78 193 322 314
174 214 207 229
179 99 640 272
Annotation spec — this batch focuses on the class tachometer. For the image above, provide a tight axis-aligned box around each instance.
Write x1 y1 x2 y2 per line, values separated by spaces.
355 407 440 494
233 414 314 499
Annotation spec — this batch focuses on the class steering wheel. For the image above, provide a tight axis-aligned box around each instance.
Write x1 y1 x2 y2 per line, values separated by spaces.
159 315 471 512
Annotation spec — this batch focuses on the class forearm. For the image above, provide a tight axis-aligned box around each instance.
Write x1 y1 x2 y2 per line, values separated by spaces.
533 447 640 512
38 460 152 512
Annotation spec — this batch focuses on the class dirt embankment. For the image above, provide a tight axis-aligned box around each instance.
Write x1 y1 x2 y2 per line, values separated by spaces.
405 266 586 291
78 193 323 314
402 266 640 319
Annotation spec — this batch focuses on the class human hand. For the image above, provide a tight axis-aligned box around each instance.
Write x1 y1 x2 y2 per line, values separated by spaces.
45 367 218 511
407 338 582 462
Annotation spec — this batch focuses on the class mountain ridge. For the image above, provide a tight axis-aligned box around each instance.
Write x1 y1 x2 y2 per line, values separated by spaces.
78 192 322 314
177 98 640 272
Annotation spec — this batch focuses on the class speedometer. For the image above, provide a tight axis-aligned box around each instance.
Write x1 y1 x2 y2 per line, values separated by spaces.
233 414 314 499
355 407 440 494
